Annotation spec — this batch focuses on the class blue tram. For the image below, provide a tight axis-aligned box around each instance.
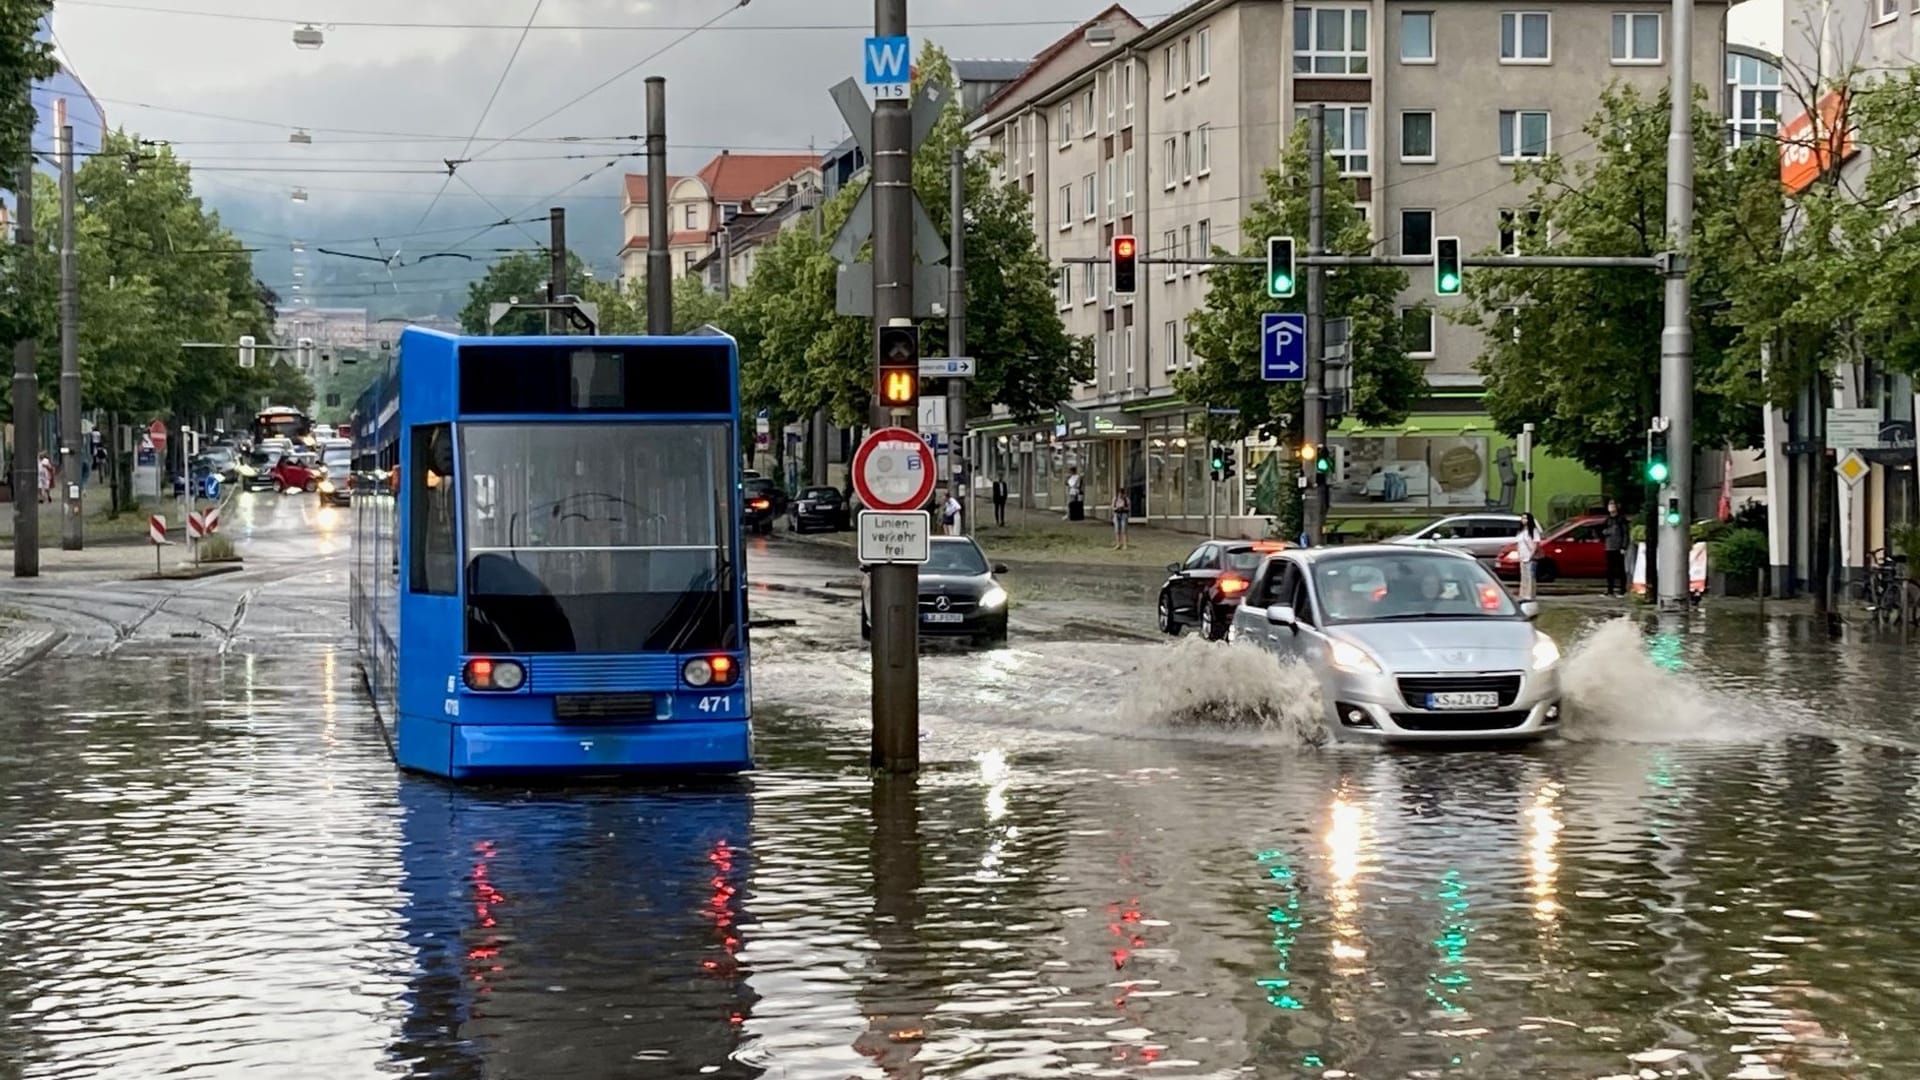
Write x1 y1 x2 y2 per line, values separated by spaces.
349 329 753 779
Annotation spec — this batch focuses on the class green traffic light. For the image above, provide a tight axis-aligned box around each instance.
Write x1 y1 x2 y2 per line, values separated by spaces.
1664 507 1683 526
1271 273 1294 293
1315 456 1331 474
1647 460 1670 483
1438 272 1460 293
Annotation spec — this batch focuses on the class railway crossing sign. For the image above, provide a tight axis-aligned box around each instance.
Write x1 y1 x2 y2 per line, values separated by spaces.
852 426 937 511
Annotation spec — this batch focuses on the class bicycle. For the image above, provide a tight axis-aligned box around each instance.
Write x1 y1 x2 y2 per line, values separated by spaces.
1860 549 1917 626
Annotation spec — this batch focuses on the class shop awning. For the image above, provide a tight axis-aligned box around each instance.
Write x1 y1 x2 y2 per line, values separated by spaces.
1055 402 1142 439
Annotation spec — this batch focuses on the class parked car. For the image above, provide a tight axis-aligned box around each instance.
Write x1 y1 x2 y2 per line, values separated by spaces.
1494 514 1609 582
1230 545 1564 742
270 452 323 494
315 446 353 507
860 536 1010 647
1157 539 1288 640
788 486 850 532
741 476 785 535
1389 513 1527 563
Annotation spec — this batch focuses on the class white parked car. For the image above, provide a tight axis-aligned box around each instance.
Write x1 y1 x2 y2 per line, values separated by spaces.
1230 545 1564 742
1388 512 1527 562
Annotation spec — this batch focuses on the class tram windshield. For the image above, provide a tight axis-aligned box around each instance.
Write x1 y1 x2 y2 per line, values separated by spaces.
459 422 737 654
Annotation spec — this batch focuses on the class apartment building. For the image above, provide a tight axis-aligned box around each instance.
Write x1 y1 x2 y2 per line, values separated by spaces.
974 0 1729 533
618 151 822 288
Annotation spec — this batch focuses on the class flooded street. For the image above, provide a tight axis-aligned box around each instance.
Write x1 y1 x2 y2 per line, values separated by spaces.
4 497 1920 1078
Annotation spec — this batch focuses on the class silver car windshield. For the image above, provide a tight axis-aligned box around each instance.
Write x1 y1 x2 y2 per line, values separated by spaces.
1312 552 1517 622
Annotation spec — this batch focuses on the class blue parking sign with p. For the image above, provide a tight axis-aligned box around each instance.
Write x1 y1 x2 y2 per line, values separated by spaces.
1261 313 1307 382
864 35 911 97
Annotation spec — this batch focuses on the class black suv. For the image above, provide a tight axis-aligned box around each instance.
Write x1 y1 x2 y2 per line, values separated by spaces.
741 476 785 535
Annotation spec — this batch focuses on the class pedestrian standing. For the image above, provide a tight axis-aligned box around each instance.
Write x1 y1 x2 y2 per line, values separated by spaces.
941 491 963 536
1065 466 1084 521
1601 498 1630 596
1111 487 1130 550
1515 512 1542 600
991 474 1008 527
37 452 54 503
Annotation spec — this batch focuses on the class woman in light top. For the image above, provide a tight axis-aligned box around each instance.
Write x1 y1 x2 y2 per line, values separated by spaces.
1514 512 1542 600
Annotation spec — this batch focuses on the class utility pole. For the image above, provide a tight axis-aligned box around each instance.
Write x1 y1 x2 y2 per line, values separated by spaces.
58 122 81 551
547 206 567 335
645 76 671 335
947 146 968 536
813 200 829 486
870 0 918 776
1656 0 1696 606
718 226 732 301
12 151 39 578
1302 103 1328 546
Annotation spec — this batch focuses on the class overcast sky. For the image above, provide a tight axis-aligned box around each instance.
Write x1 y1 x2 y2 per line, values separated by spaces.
50 0 1780 306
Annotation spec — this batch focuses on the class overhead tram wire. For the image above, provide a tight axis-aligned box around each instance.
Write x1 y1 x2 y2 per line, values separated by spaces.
411 0 546 235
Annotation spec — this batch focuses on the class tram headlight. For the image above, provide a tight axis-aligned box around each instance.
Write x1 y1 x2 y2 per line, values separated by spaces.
463 657 526 691
682 655 739 688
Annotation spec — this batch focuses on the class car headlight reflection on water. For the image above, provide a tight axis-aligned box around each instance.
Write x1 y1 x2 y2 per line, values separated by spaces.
1530 632 1561 670
979 585 1008 610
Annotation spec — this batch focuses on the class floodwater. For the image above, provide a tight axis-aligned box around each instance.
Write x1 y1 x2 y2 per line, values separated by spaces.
4 526 1920 1078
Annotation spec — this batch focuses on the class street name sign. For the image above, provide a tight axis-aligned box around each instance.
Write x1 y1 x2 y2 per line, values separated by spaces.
852 426 937 511
858 510 931 563
863 35 911 100
919 356 975 377
1261 313 1306 381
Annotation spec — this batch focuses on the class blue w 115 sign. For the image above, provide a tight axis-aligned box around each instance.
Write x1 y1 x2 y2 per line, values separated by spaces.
1261 313 1307 381
864 35 911 99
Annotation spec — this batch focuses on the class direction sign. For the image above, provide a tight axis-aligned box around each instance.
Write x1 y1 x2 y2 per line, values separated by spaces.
859 510 931 564
919 356 975 377
1261 313 1306 381
852 426 937 511
863 35 911 100
1827 407 1881 450
1836 448 1870 487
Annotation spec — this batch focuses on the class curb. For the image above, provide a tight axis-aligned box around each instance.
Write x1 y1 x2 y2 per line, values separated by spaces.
0 626 67 678
137 563 245 582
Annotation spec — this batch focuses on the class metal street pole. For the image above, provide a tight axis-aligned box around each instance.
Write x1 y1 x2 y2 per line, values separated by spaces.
547 206 567 335
12 153 40 578
718 226 732 301
1657 0 1696 606
1303 103 1327 547
947 146 968 536
870 0 918 775
645 76 672 335
59 123 81 551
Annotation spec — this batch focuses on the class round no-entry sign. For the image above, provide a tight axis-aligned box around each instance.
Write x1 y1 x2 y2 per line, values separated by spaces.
852 426 937 511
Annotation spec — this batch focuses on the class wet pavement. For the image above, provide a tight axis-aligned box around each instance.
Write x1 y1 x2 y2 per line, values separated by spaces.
3 495 1920 1079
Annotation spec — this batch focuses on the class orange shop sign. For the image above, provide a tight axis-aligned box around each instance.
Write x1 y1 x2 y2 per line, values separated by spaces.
1779 89 1856 194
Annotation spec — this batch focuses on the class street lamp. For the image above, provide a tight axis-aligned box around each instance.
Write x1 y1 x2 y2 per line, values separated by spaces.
293 24 324 49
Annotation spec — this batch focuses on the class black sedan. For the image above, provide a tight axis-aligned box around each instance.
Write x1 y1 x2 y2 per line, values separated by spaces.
788 485 850 532
742 477 784 535
1157 539 1287 640
861 536 1010 647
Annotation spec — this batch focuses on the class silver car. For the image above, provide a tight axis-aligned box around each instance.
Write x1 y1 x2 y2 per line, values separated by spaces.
1388 513 1527 562
1229 545 1564 742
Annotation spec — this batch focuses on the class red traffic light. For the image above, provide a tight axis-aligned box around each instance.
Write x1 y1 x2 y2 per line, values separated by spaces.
1115 237 1136 258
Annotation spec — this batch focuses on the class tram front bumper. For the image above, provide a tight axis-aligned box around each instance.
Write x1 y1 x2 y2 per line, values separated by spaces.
446 719 752 777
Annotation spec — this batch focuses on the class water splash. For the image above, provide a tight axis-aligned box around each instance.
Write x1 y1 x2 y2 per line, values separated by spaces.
1558 618 1753 742
1121 636 1328 746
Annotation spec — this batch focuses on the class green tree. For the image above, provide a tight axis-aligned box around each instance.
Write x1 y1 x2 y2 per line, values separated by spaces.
1455 85 1775 502
1177 131 1426 440
458 249 589 336
0 2 55 168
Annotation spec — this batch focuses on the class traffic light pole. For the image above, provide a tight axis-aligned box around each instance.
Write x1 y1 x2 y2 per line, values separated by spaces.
869 0 918 776
1303 104 1328 547
1656 0 1696 608
11 152 39 579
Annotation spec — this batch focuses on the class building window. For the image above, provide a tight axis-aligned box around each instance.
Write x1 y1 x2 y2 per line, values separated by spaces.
1197 123 1212 174
1060 101 1074 147
1105 158 1117 214
1179 319 1191 366
1399 209 1434 256
1726 52 1782 148
1085 88 1098 135
1401 11 1435 62
1182 36 1193 86
1197 26 1212 79
1182 131 1193 181
1499 110 1550 160
720 202 741 223
1401 110 1435 161
1123 148 1136 213
1163 229 1178 281
1499 207 1543 254
1164 321 1178 370
1294 7 1370 75
409 424 457 596
1500 11 1551 62
1295 104 1371 175
1400 308 1436 357
1164 45 1178 96
1197 218 1211 270
1085 261 1099 302
1122 59 1135 120
1082 173 1096 220
1059 184 1074 230
1124 326 1135 377
1059 266 1073 308
1182 224 1194 276
1611 12 1660 62
1163 137 1178 189
684 204 698 228
1106 330 1116 379
1877 0 1897 19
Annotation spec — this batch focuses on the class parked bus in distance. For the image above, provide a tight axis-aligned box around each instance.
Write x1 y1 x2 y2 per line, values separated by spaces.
253 405 314 448
349 328 753 780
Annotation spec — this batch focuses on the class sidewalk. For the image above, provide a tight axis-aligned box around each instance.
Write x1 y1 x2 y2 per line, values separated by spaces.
0 487 156 547
0 607 63 677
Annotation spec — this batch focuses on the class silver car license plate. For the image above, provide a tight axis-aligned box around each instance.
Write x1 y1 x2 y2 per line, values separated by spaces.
1428 691 1499 710
924 613 964 624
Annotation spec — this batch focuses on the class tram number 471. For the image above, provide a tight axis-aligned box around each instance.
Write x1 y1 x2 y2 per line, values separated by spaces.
696 695 735 714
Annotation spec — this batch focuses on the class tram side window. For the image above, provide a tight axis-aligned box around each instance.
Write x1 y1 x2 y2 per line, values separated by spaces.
409 424 458 596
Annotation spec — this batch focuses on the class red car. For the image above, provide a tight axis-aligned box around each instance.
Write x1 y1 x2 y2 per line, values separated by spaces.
269 453 323 493
1495 514 1609 582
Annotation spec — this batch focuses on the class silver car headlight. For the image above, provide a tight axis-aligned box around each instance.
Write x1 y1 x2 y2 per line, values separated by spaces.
1530 632 1561 670
1327 638 1382 674
978 585 1008 610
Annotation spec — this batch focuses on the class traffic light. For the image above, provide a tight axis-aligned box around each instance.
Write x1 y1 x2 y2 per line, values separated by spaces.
1209 445 1225 481
1315 443 1333 478
1645 426 1670 484
1220 447 1236 482
1434 236 1462 296
1112 234 1138 294
877 324 919 409
1266 235 1296 298
1665 497 1682 527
